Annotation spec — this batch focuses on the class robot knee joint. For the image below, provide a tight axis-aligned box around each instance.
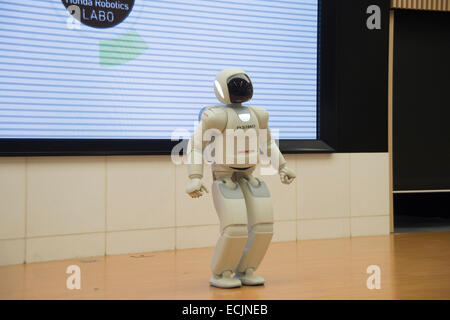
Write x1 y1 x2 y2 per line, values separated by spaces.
223 225 248 238
250 223 273 234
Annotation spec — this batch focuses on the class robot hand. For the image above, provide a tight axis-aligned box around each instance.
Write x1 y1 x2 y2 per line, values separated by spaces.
186 178 209 198
279 166 296 185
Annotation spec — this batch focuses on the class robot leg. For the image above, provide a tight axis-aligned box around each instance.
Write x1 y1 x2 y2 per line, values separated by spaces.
210 176 248 288
235 176 274 285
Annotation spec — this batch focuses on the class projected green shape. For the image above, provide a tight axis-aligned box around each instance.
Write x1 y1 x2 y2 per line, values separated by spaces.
99 29 148 66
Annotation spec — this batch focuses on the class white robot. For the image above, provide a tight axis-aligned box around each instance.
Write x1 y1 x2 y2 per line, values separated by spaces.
186 68 296 288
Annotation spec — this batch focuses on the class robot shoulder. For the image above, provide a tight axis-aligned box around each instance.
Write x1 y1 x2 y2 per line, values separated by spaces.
249 106 269 128
199 106 228 131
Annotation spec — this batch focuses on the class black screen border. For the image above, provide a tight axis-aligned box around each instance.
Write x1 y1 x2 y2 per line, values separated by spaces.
0 0 337 156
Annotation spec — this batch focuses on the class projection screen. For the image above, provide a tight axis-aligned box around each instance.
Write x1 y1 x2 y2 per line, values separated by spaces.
0 0 318 142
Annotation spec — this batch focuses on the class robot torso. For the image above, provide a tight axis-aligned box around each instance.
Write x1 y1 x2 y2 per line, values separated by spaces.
200 104 268 168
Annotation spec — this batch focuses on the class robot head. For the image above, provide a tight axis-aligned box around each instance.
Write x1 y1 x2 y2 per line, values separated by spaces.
214 68 253 104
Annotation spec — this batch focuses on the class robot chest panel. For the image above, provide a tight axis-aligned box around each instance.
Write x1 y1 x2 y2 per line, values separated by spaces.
218 107 261 167
226 107 259 132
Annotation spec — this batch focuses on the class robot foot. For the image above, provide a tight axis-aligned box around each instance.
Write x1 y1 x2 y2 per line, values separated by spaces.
210 271 242 289
234 268 265 286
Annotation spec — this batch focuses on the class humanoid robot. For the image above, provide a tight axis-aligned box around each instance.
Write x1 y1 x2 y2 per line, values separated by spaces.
186 68 296 288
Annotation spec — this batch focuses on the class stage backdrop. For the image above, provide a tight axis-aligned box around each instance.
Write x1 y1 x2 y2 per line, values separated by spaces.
0 0 318 140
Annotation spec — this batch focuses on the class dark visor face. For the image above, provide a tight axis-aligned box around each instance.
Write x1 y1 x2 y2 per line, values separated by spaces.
227 74 253 103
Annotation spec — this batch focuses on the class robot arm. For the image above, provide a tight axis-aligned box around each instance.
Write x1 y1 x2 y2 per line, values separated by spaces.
265 126 287 169
265 128 296 184
250 106 296 185
186 107 227 198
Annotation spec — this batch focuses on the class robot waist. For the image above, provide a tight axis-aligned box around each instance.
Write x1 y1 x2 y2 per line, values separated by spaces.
229 166 253 171
212 163 256 174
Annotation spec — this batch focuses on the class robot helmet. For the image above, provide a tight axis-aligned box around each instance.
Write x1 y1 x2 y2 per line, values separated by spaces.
214 68 253 104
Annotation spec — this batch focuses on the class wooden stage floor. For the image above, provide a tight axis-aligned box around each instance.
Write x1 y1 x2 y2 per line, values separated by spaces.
1 231 450 300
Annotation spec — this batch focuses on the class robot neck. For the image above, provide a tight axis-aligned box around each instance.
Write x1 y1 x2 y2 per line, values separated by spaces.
226 102 243 108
